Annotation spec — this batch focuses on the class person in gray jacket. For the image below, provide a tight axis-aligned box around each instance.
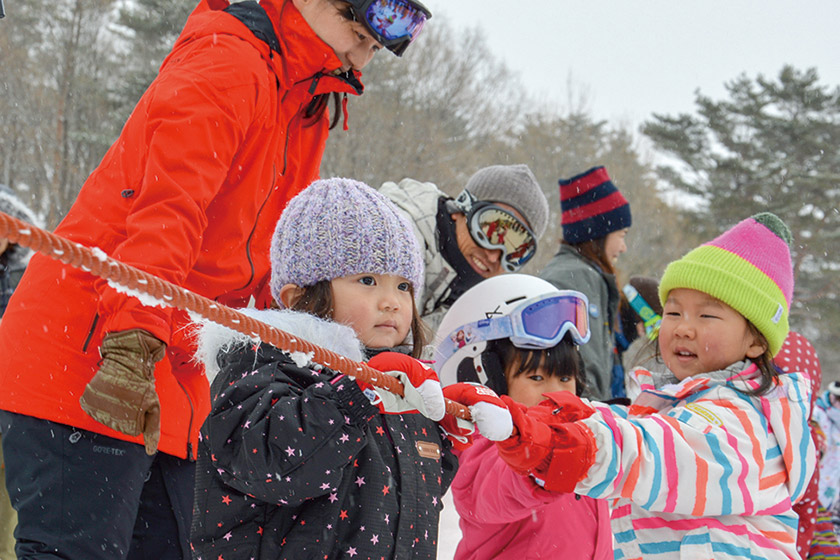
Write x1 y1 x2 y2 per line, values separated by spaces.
380 164 549 336
539 166 632 402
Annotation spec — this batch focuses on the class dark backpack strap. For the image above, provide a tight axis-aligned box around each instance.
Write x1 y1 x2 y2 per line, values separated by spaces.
223 1 280 54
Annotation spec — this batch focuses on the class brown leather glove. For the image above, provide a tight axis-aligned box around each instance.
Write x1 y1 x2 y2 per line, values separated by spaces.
79 329 166 455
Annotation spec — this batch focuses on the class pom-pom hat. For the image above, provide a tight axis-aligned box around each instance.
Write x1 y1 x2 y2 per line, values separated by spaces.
559 166 632 244
270 178 424 305
658 212 794 356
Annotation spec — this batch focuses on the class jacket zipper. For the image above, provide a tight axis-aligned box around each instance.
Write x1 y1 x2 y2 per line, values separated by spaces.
174 375 196 460
82 313 99 352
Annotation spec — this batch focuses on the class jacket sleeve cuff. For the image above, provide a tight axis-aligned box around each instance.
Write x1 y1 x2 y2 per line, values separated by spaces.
541 422 597 494
330 375 378 426
97 283 173 343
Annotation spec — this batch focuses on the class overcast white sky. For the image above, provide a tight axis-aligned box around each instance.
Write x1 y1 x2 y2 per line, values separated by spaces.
437 1 840 130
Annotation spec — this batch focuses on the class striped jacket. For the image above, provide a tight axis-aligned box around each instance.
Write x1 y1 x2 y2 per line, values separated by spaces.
575 361 816 559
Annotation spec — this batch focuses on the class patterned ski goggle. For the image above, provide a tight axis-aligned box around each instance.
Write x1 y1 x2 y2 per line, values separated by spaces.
455 189 537 272
436 291 591 361
350 0 431 56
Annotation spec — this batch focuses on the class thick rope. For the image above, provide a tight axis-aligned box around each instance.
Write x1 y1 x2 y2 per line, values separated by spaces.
0 211 471 420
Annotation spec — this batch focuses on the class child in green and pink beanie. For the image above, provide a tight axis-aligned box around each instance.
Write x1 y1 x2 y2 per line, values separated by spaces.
489 211 815 560
658 212 793 358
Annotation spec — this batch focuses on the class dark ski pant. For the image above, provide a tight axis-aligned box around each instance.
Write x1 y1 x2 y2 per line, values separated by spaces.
0 411 194 560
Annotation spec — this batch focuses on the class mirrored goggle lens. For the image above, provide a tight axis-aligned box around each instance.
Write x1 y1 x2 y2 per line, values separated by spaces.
472 208 536 269
520 295 589 344
364 0 428 44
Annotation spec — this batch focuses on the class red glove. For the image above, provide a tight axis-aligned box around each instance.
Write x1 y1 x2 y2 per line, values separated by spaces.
362 352 446 421
496 393 596 493
439 383 512 450
538 391 596 422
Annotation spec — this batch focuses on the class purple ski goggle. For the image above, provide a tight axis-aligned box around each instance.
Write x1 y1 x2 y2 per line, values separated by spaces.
349 0 431 56
436 291 591 361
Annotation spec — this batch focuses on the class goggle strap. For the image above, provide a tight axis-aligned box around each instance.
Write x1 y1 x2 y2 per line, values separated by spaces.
435 315 516 363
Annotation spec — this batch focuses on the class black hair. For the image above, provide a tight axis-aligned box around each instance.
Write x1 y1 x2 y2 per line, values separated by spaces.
301 1 356 130
303 93 344 130
487 332 586 397
287 279 429 359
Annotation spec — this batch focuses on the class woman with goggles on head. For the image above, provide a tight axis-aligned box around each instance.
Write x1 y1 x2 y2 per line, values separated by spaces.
540 166 633 402
0 0 430 558
380 164 550 335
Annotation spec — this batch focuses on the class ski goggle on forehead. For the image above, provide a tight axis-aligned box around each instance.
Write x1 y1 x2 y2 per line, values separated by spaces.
349 0 432 56
455 189 537 272
436 291 591 362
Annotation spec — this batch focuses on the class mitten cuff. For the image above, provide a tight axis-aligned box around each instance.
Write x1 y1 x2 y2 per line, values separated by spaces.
539 421 597 494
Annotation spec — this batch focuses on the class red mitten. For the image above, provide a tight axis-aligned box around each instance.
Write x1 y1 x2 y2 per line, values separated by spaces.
439 383 512 450
538 391 596 422
363 352 446 421
496 395 596 494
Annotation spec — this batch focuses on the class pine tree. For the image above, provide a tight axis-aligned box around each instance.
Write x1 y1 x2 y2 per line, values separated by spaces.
111 0 194 124
643 66 840 370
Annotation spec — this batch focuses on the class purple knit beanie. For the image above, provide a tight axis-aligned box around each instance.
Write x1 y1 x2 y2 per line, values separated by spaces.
270 178 424 306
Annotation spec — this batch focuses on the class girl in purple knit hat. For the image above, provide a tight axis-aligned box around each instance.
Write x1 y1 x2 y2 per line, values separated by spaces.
189 177 459 559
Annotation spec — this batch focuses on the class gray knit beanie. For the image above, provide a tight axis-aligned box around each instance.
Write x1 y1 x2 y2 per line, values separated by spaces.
270 178 424 306
463 164 550 238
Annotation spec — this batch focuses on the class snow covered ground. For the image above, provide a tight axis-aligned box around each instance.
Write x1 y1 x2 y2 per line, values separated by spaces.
437 490 462 560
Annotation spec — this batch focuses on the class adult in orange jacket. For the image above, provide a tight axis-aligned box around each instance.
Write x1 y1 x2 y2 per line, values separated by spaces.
0 0 430 558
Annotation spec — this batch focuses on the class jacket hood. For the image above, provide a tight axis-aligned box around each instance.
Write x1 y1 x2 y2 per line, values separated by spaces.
192 308 365 382
628 362 815 502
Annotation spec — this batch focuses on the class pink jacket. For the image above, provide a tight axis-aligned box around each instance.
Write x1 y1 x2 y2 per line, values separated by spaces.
451 435 613 559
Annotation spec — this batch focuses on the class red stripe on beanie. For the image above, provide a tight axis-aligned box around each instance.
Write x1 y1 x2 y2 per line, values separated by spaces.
562 191 629 225
559 166 611 201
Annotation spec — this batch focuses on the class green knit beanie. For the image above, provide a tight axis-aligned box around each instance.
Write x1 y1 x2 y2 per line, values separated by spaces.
659 213 794 356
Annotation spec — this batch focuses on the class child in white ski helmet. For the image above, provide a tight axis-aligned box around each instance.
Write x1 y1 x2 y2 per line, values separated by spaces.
433 274 613 559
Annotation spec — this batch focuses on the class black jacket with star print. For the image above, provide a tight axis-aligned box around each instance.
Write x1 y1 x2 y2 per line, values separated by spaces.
190 310 457 559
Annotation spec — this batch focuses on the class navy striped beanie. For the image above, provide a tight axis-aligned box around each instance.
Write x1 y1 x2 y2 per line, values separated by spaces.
559 166 632 244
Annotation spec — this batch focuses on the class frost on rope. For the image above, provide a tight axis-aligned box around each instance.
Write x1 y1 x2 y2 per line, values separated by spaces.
93 247 185 311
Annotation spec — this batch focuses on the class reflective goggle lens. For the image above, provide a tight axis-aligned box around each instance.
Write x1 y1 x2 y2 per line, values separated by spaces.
471 207 537 270
363 0 428 45
520 295 589 344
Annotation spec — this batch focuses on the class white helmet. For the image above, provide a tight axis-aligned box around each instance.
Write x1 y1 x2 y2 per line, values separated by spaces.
432 274 589 391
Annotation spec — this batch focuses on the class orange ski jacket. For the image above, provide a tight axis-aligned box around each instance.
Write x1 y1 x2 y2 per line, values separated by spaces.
0 0 363 459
